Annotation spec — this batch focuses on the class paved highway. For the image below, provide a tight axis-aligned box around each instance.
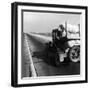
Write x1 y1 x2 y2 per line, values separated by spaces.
22 33 80 78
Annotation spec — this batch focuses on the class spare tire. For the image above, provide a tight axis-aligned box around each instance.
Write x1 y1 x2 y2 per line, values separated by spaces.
68 45 80 63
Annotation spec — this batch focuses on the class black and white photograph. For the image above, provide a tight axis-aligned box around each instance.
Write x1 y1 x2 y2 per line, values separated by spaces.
11 2 88 87
22 10 80 78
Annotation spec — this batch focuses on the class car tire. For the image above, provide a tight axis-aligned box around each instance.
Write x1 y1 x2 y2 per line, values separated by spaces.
55 53 61 66
68 45 80 63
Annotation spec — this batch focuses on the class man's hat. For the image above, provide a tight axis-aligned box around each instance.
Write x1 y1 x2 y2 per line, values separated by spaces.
59 24 64 30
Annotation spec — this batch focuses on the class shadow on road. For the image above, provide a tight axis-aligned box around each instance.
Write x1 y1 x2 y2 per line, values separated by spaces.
32 50 56 66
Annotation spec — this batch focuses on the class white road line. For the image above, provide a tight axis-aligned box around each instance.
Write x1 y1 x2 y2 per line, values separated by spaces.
25 34 37 77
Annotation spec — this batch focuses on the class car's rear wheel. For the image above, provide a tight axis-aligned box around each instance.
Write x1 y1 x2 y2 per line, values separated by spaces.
55 53 61 66
69 45 80 63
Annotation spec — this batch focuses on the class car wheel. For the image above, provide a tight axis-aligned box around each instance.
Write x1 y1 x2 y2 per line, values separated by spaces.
69 45 80 63
55 53 61 66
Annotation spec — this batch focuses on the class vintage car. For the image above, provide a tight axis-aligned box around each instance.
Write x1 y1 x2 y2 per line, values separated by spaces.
46 23 80 66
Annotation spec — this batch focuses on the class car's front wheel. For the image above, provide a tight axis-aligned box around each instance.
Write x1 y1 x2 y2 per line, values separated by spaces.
68 45 80 63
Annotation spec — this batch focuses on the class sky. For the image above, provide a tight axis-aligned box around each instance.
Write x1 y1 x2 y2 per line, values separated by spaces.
23 11 80 33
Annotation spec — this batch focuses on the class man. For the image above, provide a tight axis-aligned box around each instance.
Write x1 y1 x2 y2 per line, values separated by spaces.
58 24 66 38
52 24 67 52
52 24 66 40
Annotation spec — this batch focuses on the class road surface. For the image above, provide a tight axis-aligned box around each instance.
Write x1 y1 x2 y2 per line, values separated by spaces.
22 33 80 78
